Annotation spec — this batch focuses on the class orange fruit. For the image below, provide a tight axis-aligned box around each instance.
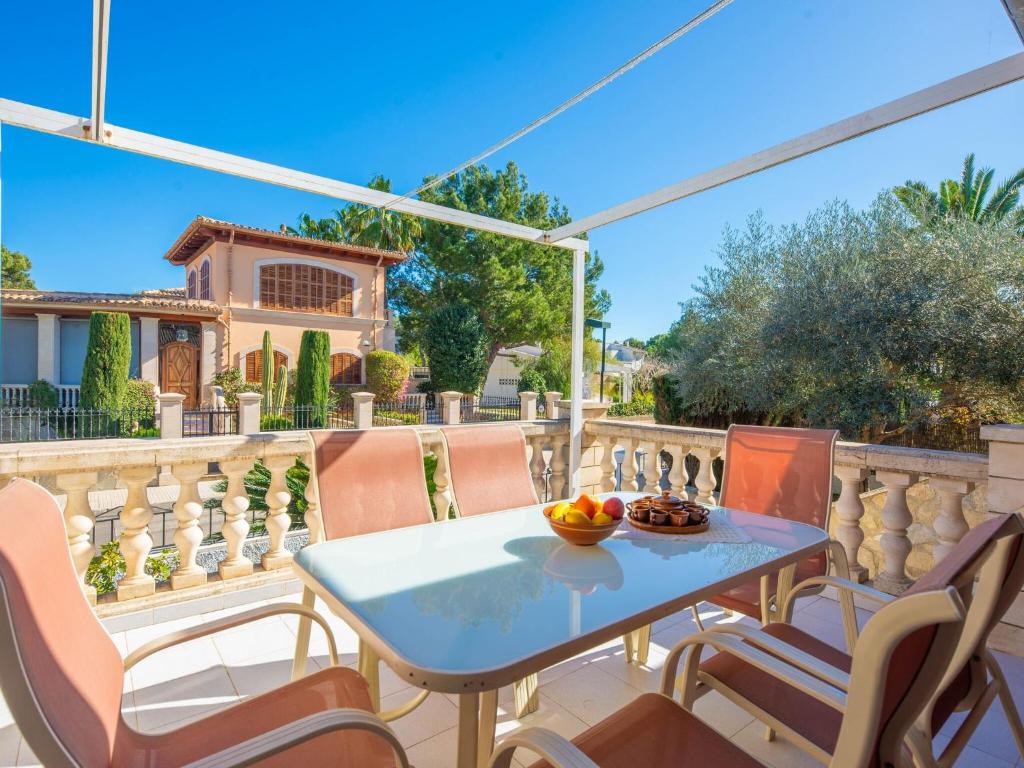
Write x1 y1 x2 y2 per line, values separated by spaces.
574 494 601 518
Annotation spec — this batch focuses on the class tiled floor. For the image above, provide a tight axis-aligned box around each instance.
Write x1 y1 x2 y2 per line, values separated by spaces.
1 593 1021 767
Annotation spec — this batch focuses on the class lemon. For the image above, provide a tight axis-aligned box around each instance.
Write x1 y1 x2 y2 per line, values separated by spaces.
592 512 613 525
564 509 592 526
550 502 573 521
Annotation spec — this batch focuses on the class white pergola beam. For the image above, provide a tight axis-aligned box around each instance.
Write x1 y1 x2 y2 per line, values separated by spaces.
543 51 1024 242
0 99 588 253
1003 0 1024 44
90 0 111 142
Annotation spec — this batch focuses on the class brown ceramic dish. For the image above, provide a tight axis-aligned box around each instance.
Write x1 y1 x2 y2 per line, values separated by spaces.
626 491 711 534
548 517 621 546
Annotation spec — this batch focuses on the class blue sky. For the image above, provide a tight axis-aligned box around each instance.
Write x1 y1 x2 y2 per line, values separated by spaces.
1 0 1022 342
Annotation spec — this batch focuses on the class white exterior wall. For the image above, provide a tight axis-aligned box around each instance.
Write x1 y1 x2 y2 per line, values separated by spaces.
482 352 534 399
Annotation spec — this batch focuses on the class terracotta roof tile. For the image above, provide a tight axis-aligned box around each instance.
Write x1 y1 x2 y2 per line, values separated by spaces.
0 289 222 315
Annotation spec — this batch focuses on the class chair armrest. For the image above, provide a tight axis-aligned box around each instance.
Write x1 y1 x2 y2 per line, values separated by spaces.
487 727 599 768
124 603 339 671
663 628 848 712
183 708 408 768
779 574 893 653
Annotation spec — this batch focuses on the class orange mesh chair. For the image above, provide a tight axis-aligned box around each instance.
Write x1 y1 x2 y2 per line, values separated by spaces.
626 425 839 665
441 424 539 518
440 423 541 724
0 478 409 768
688 511 1024 767
487 582 968 768
293 428 436 714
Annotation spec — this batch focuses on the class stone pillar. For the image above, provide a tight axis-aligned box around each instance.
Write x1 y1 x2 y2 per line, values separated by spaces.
35 313 60 384
439 392 462 425
158 393 185 439
200 322 218 399
261 455 294 570
352 392 375 430
544 391 562 419
237 392 262 434
519 391 538 421
981 424 1024 513
834 466 870 582
139 317 160 387
873 470 919 595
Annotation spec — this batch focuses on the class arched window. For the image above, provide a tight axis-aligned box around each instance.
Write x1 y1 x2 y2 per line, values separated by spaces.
259 263 353 316
330 353 362 385
245 349 288 383
199 259 211 300
186 269 197 299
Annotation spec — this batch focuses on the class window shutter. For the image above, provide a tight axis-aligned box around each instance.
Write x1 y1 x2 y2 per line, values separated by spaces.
245 350 259 382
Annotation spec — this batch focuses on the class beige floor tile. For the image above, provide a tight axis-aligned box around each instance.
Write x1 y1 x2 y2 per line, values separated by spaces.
540 663 640 726
690 689 758 739
130 664 239 732
934 731 1018 767
127 635 225 690
381 687 458 748
0 724 19 768
14 739 38 768
729 720 824 768
211 615 297 666
225 654 320 699
496 692 590 743
404 725 459 768
585 642 669 693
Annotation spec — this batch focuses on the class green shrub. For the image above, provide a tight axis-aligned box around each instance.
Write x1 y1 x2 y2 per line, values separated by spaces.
206 458 309 532
607 392 655 417
295 330 330 426
118 379 158 436
27 379 58 409
80 312 132 412
212 368 261 407
260 414 294 431
516 366 546 394
423 304 488 393
653 374 685 425
86 541 176 596
366 350 409 400
123 378 157 412
130 426 160 438
375 410 421 425
416 379 436 394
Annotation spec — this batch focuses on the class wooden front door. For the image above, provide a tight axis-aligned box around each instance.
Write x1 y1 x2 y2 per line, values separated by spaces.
161 342 199 408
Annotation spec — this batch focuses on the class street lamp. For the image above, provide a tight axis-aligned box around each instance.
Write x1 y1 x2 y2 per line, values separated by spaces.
585 318 611 402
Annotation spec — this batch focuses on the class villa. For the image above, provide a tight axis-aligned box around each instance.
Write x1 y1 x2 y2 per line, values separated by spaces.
0 217 403 408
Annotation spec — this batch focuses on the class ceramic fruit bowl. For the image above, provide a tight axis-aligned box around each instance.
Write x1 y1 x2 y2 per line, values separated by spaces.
547 516 621 546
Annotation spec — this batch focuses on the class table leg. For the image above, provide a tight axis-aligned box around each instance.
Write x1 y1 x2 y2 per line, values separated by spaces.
513 674 539 717
291 586 316 680
457 692 480 768
478 689 498 768
358 638 382 712
773 563 797 624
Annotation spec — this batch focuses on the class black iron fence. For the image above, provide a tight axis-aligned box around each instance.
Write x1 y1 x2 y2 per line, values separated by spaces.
0 406 157 442
373 398 428 426
183 407 239 437
460 395 520 423
262 403 356 431
880 423 988 455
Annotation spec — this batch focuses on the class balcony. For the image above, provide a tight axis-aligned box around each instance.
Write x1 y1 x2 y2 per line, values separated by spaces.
0 405 1022 766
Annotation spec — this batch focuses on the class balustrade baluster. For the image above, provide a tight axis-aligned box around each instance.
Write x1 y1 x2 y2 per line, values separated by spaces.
930 476 974 562
549 437 568 500
262 455 295 570
430 437 454 519
56 471 99 603
692 447 720 505
117 466 157 600
620 439 639 492
834 466 869 582
219 458 254 579
599 437 618 493
170 462 208 589
528 437 549 501
873 470 918 594
666 444 689 496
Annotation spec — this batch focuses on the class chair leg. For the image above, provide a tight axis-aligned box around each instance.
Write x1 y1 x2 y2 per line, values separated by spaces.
691 604 706 631
623 631 635 663
358 638 381 713
291 586 317 681
987 651 1024 758
633 624 652 665
513 674 539 717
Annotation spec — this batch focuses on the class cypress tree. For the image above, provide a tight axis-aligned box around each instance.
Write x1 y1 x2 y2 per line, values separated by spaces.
295 330 330 426
80 311 132 412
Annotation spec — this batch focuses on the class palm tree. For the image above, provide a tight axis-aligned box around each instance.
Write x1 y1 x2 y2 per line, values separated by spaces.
895 153 1024 234
286 213 346 242
341 175 422 254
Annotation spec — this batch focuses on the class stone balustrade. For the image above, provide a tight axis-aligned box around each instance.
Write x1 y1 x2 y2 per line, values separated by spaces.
583 419 990 595
0 419 570 610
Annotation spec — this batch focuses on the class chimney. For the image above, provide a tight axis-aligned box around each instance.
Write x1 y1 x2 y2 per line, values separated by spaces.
280 224 288 234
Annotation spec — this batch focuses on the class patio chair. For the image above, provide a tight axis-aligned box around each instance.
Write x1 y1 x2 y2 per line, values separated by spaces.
441 423 540 518
0 477 410 768
625 424 841 665
440 423 541 722
487 582 968 768
686 510 1024 767
293 428 436 715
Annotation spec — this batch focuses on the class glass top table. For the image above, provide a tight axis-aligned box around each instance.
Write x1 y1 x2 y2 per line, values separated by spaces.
292 492 828 691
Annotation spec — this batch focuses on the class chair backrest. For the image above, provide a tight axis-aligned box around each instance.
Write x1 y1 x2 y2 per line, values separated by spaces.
830 587 966 768
911 512 1024 734
309 428 434 540
719 425 838 575
0 478 126 768
441 424 539 517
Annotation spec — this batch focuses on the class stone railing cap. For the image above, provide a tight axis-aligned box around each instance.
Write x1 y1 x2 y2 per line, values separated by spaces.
980 424 1024 444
